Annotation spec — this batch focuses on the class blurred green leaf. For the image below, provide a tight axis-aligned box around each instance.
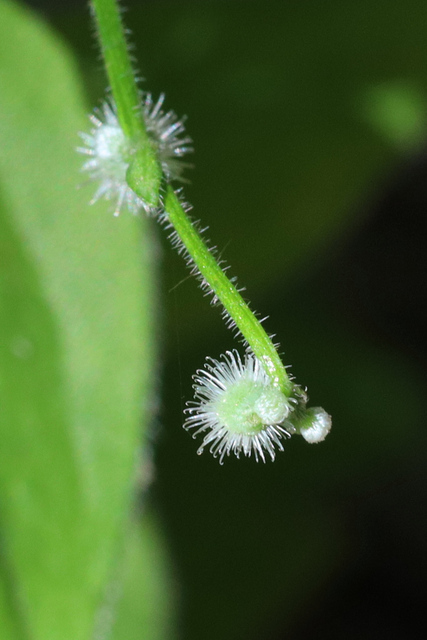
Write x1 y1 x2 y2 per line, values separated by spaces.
109 513 177 640
0 1 158 638
358 80 427 149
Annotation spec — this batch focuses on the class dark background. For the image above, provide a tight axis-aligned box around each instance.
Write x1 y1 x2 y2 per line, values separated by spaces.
23 1 427 638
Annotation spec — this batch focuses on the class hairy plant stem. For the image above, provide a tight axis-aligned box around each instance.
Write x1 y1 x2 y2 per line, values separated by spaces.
91 0 161 208
91 0 142 139
91 0 293 396
162 188 293 395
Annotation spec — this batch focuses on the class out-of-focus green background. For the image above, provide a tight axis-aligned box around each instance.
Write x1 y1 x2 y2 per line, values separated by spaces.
6 0 427 638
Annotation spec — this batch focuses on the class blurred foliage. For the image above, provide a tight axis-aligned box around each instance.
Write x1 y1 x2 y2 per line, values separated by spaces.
0 1 173 639
1 0 427 639
360 80 427 149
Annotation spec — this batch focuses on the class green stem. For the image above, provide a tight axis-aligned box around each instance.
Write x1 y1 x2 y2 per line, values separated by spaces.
92 0 293 397
163 188 293 396
91 0 142 139
91 0 161 208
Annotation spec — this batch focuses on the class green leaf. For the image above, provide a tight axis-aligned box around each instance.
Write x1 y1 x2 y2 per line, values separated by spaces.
0 1 157 638
359 80 427 149
109 514 177 640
